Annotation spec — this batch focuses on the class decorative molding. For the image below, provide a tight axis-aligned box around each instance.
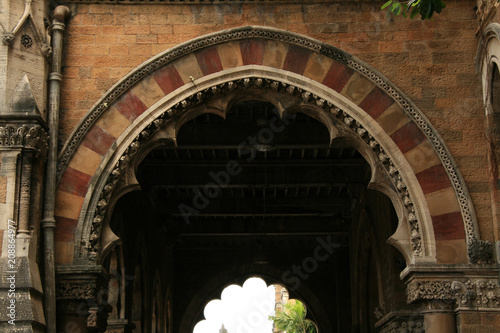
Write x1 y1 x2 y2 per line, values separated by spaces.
56 281 96 300
407 279 500 309
55 26 476 261
419 299 455 312
85 77 424 261
0 124 48 156
407 280 454 303
379 319 424 333
452 280 500 308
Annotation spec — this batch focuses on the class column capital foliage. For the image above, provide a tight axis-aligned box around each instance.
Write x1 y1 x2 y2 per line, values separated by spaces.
0 123 48 157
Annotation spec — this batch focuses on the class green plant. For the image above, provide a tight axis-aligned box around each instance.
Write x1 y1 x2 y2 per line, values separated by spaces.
269 300 317 333
382 0 446 19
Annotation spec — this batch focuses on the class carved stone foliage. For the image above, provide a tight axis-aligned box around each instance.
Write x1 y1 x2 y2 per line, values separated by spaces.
379 319 424 333
0 124 48 157
468 237 494 264
85 77 424 261
407 279 500 309
452 280 500 308
56 281 96 300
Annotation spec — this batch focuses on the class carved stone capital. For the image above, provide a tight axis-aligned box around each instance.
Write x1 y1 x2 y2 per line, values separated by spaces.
407 279 500 309
419 299 455 313
0 124 48 157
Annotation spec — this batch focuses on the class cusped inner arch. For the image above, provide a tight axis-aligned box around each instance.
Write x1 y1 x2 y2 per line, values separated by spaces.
54 26 475 267
97 75 433 267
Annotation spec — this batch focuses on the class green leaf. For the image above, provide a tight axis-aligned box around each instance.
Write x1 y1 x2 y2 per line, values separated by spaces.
382 0 393 9
392 2 402 15
401 3 409 17
410 5 420 18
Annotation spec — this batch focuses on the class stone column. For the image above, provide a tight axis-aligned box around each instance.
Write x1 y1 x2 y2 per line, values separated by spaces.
0 83 48 331
406 280 458 333
421 300 456 333
56 265 111 333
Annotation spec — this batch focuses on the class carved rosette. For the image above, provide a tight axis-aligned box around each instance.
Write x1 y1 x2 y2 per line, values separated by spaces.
468 237 494 264
407 279 500 309
0 124 48 157
85 77 424 260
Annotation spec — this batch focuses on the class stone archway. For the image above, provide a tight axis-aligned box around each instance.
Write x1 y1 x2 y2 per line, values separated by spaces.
55 26 480 266
53 26 494 333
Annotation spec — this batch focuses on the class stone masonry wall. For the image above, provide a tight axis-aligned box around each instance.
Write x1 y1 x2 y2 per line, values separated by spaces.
59 1 493 241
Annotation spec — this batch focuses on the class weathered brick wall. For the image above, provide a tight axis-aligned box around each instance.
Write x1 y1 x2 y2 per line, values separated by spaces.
457 311 500 332
60 1 492 240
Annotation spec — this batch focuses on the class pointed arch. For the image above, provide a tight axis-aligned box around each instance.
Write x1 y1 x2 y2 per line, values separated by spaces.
54 26 479 267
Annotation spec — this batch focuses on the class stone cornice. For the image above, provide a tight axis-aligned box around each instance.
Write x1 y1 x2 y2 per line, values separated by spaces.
401 264 500 280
